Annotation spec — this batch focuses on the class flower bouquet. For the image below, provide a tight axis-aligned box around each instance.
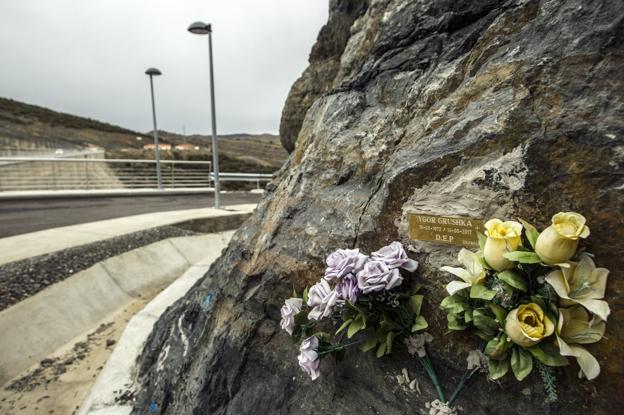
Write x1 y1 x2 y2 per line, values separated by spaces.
440 212 610 403
281 242 445 401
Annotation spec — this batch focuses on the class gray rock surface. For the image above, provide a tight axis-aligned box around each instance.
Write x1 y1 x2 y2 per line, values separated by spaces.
132 0 624 414
279 0 367 153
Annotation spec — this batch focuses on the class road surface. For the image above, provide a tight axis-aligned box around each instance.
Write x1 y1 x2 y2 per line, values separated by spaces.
0 192 261 238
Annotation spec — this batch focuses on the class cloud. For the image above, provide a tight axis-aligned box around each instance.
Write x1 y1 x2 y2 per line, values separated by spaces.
0 0 327 135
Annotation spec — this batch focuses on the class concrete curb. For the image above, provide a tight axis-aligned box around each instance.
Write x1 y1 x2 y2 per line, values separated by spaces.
0 204 255 266
77 263 213 415
0 188 216 200
0 232 232 387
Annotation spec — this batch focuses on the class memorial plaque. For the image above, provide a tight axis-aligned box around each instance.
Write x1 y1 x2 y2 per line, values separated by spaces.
408 213 484 247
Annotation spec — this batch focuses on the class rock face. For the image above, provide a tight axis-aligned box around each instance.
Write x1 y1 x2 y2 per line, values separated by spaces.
132 1 624 414
279 0 367 153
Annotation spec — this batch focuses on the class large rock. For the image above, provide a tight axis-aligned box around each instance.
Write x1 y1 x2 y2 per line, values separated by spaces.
279 0 367 153
132 0 624 414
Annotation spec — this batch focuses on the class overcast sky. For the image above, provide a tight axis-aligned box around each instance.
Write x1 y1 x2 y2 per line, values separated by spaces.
0 1 328 135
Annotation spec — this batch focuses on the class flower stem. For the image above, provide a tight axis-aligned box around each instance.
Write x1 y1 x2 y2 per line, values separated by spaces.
447 368 478 405
318 339 364 357
419 353 446 402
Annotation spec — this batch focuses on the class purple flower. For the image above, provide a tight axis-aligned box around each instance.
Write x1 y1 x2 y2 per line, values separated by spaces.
298 336 320 380
371 241 418 272
336 273 360 303
356 260 403 294
324 248 369 281
307 279 339 320
280 297 303 336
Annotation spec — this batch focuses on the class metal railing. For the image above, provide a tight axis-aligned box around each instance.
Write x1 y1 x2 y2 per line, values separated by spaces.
0 157 273 192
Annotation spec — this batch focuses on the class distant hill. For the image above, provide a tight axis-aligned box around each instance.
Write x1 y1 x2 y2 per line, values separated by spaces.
0 96 287 170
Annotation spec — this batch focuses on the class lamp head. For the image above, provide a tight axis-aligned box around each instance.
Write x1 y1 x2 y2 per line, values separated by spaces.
188 21 211 35
145 67 162 76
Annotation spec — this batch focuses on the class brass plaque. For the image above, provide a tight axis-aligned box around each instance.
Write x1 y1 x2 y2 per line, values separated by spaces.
408 213 484 247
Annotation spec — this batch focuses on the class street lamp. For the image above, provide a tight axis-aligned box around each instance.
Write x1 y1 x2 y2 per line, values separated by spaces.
145 67 163 189
188 21 221 208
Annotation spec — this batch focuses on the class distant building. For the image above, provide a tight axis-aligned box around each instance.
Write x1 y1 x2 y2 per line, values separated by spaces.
174 143 195 151
143 143 171 150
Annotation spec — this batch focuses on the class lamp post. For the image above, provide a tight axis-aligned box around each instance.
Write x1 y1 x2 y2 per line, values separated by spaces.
145 67 163 189
188 21 221 208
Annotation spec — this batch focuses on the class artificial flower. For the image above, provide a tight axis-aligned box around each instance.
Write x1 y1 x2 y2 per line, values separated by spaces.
483 219 523 271
556 305 605 380
323 248 369 281
356 260 402 294
535 212 590 264
505 303 555 347
280 297 303 335
441 248 486 295
297 336 320 380
404 332 434 358
545 253 610 321
307 279 339 320
335 273 360 303
371 241 418 271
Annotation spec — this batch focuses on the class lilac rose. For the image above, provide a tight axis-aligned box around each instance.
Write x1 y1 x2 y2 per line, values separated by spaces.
298 336 320 380
356 260 403 294
280 297 303 335
324 248 369 281
307 279 339 320
371 241 418 272
336 273 360 303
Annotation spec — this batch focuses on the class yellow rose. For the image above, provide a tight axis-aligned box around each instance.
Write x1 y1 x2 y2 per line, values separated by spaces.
505 303 555 347
535 212 590 265
483 219 523 271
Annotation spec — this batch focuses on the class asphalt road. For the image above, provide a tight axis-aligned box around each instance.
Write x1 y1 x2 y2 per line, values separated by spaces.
0 192 261 238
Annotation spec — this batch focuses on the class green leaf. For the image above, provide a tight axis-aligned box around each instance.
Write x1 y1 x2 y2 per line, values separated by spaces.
464 309 473 323
503 251 541 264
477 231 487 252
347 317 364 338
447 313 468 330
497 270 528 292
345 301 364 315
336 319 353 335
484 336 511 360
361 336 377 352
411 315 428 332
488 357 510 380
470 284 497 300
518 218 540 250
409 294 424 316
410 283 423 295
302 287 309 304
528 342 568 367
292 286 298 298
385 331 397 354
473 309 499 338
440 295 470 314
511 347 533 381
487 303 508 324
376 341 387 358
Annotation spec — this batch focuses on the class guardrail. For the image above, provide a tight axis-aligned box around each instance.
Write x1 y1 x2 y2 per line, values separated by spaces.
0 157 273 192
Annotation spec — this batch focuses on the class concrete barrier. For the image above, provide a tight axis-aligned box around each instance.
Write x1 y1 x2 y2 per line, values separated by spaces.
0 232 233 386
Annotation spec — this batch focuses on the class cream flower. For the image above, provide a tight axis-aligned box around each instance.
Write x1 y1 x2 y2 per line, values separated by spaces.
441 249 486 295
504 303 555 347
483 219 523 271
535 212 590 264
545 253 610 321
556 305 605 380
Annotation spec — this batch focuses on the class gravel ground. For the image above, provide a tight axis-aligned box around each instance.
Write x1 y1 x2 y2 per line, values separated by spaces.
0 225 200 311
